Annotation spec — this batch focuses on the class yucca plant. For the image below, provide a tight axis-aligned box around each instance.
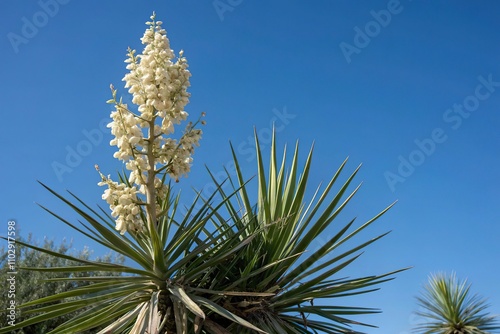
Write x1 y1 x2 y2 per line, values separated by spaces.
197 132 407 333
0 134 404 334
0 12 406 334
414 273 500 334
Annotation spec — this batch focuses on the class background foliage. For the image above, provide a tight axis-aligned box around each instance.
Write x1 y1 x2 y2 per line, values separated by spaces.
0 235 124 333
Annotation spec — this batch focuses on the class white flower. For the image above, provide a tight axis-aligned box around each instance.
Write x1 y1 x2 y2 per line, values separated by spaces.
101 13 204 235
122 15 191 129
97 170 143 235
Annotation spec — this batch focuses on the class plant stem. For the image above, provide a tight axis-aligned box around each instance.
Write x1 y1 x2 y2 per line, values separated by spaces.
146 118 157 233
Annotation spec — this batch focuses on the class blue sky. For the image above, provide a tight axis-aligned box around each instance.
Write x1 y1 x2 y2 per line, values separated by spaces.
1 1 500 332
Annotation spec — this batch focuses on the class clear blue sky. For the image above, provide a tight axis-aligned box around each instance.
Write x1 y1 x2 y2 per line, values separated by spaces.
1 1 499 333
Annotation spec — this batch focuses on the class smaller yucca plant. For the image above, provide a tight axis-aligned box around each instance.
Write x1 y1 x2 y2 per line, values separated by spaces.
414 272 500 334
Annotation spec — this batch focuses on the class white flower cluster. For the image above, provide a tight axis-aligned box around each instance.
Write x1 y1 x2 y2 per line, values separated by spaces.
123 18 191 131
157 122 203 181
98 13 203 235
97 167 143 235
108 102 149 187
